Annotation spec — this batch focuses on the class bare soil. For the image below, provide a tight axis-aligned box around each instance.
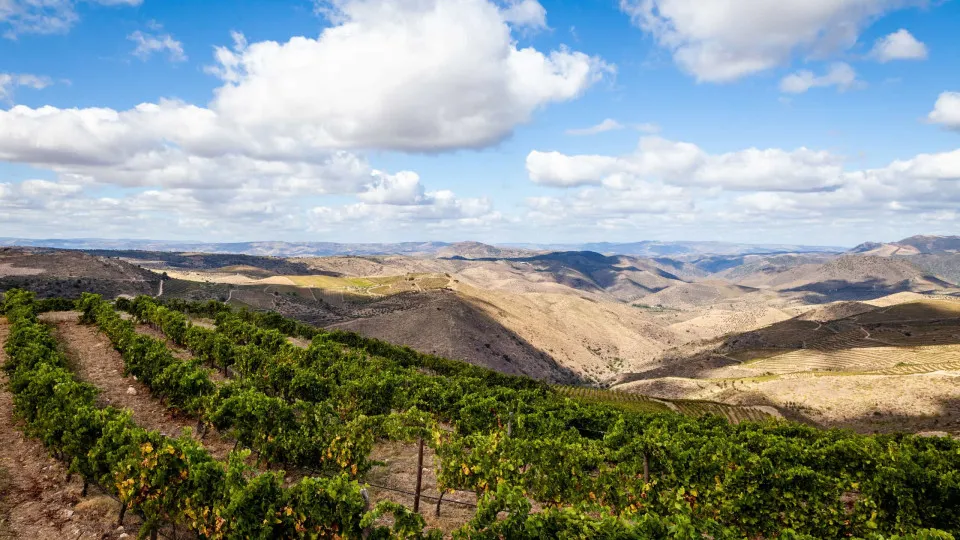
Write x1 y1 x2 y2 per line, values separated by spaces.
366 440 477 534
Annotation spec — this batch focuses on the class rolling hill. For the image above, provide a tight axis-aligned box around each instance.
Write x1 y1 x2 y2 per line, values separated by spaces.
614 294 960 433
0 247 161 298
728 255 957 302
852 235 960 255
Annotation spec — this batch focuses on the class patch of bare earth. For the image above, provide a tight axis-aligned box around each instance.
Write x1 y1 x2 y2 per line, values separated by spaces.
41 313 236 461
0 318 141 539
288 336 311 348
366 440 476 534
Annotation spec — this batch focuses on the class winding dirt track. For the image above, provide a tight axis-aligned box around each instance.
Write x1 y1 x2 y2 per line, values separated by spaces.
0 318 135 539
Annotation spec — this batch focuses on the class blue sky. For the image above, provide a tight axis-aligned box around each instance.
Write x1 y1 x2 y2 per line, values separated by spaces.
0 0 958 246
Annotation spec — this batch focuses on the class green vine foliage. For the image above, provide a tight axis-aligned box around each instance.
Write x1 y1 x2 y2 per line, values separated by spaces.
61 292 960 539
4 290 436 539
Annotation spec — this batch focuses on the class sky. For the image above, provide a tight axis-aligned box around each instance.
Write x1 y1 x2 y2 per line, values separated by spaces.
0 0 958 247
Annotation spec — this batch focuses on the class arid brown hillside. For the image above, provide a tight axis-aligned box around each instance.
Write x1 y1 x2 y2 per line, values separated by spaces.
328 289 581 384
86 249 317 275
0 247 160 299
614 295 960 434
445 251 692 302
708 253 839 283
691 252 838 276
853 235 960 256
640 280 759 309
434 241 539 259
732 255 955 301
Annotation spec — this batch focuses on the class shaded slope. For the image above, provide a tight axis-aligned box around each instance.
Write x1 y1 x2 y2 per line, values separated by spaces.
446 251 691 302
641 280 759 309
327 290 582 384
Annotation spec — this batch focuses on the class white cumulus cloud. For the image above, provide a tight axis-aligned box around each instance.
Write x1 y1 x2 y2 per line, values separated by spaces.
208 0 611 152
527 136 844 192
620 0 911 82
870 29 927 62
522 138 960 240
928 92 960 130
501 0 547 29
357 171 427 205
527 151 621 187
2 0 606 237
0 0 611 189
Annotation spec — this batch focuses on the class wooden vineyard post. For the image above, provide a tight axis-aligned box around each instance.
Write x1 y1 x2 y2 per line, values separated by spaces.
643 453 650 483
413 436 425 513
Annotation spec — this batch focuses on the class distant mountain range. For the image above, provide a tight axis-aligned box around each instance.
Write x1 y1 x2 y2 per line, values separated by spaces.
0 238 452 257
0 237 847 258
506 241 848 257
5 235 960 260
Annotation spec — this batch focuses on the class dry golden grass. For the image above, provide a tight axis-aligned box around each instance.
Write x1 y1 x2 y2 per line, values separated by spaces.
288 275 375 288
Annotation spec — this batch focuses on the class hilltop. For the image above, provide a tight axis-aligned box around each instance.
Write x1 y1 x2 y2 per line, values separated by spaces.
850 235 960 284
852 235 960 256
